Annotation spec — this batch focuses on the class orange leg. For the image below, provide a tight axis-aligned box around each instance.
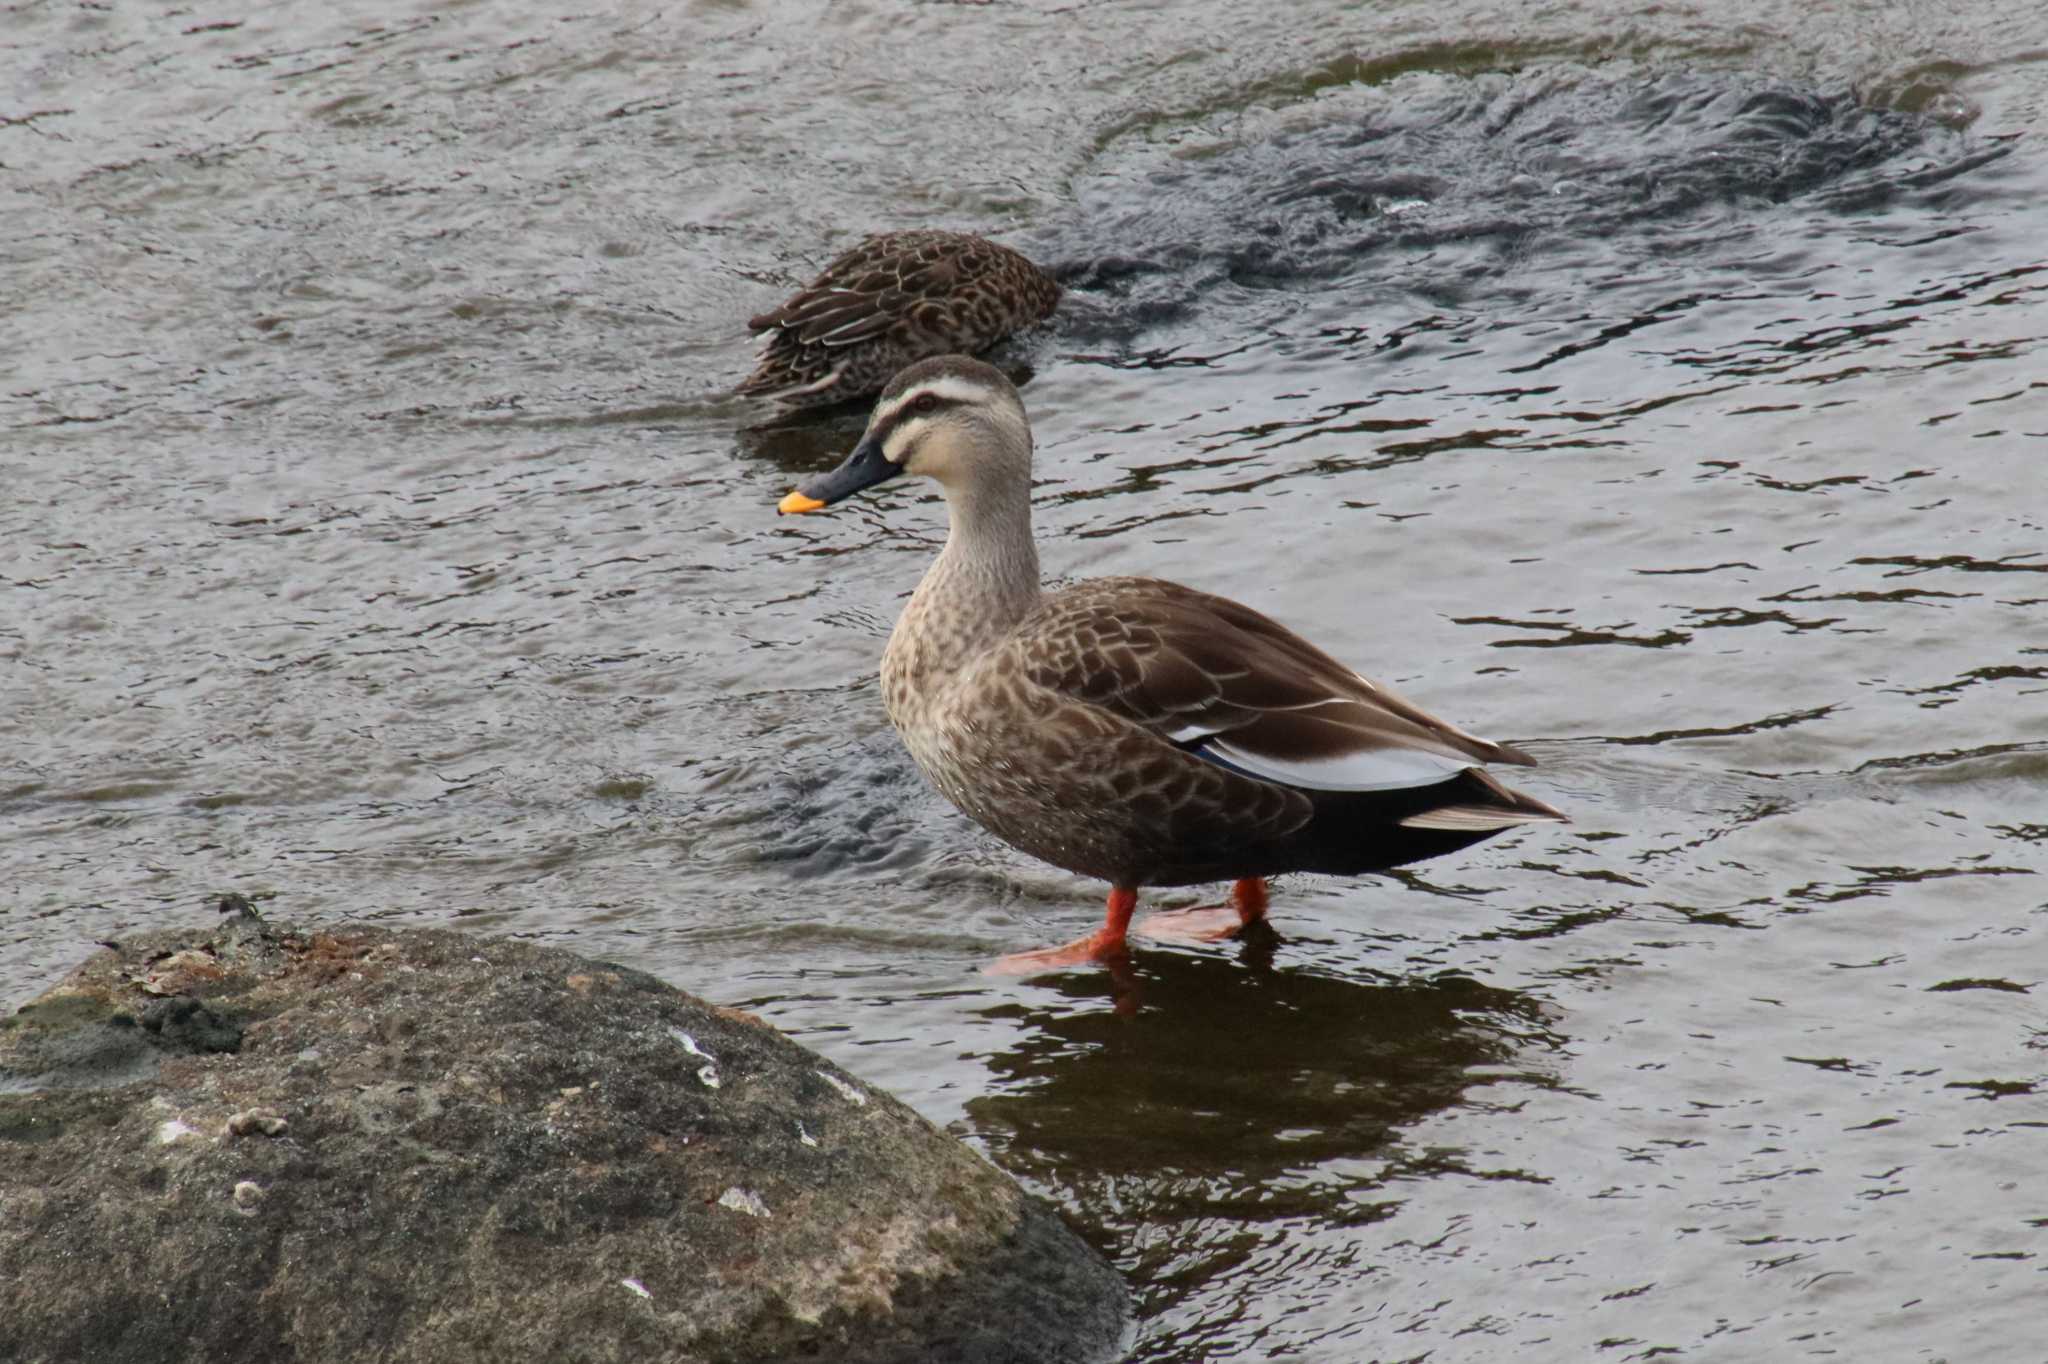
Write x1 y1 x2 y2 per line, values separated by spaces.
1134 876 1270 945
1231 876 1269 926
986 886 1138 976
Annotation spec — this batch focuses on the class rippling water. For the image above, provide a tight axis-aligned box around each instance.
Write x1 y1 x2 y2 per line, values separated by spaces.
5 1 2046 1358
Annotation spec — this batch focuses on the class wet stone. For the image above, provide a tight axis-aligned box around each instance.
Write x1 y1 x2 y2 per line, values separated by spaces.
0 906 1125 1364
224 1108 288 1138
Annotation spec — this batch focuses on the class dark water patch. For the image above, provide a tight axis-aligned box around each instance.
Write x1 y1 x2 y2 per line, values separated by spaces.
733 406 872 477
969 947 1560 1322
1852 740 2048 784
1046 66 2013 344
1944 1078 2036 1099
691 716 962 882
1785 860 2037 910
1889 663 2048 704
1854 551 2048 576
1455 613 1694 649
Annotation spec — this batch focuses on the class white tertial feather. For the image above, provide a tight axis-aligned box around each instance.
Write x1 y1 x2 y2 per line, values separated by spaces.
1400 804 1563 830
786 368 842 397
1167 694 1354 746
1200 737 1472 792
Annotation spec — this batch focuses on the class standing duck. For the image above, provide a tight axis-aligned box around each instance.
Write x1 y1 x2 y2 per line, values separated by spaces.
739 230 1061 408
776 356 1565 971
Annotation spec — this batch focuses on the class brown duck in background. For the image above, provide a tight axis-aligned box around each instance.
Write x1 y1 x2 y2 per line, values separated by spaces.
739 230 1060 408
777 356 1566 972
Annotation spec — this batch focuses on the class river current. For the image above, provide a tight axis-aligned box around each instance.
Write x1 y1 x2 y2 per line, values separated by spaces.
5 2 2046 1358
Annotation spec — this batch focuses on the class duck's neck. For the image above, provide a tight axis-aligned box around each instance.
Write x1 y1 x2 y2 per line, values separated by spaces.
884 476 1041 710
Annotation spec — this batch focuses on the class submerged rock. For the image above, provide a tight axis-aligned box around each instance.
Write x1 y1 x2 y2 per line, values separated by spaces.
0 898 1124 1364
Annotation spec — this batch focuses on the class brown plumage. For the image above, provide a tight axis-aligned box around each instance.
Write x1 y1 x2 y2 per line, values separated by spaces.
739 231 1060 407
776 356 1565 971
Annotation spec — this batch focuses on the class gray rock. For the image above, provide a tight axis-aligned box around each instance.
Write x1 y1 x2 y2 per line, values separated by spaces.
0 899 1126 1364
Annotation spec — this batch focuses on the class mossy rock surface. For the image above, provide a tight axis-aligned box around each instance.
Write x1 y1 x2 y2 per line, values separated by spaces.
0 903 1125 1364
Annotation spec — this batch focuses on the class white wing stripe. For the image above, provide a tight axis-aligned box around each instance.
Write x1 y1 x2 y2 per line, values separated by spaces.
819 319 874 344
1166 695 1352 744
1400 805 1557 831
1201 738 1469 792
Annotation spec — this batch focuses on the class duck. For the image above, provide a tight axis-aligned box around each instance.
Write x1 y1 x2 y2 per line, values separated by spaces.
775 356 1565 971
739 230 1060 408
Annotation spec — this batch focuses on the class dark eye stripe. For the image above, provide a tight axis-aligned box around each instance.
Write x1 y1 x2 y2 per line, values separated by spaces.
876 389 957 440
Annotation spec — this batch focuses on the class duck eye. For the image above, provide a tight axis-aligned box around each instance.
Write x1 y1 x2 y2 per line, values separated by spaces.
912 394 938 415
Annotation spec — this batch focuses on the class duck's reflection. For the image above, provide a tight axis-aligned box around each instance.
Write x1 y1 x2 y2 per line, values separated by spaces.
734 405 869 477
968 944 1559 1294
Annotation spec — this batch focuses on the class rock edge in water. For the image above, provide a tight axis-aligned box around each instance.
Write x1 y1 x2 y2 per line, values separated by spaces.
0 899 1126 1364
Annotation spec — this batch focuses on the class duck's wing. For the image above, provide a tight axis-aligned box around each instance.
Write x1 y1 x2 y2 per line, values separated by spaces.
740 233 1062 398
1021 578 1564 830
746 231 961 348
746 230 1057 344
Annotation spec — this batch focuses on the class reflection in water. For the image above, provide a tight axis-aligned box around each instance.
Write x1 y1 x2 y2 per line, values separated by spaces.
968 947 1558 1329
733 405 871 478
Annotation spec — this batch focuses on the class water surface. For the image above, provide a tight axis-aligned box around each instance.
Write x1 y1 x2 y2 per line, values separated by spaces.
4 1 2046 1358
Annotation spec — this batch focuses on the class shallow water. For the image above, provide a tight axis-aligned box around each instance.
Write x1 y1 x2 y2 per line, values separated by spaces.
5 1 2047 1358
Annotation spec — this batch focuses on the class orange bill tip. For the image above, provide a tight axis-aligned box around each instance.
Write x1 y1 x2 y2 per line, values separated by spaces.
778 489 826 515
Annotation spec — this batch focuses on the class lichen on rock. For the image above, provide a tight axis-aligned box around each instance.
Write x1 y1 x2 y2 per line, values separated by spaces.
0 898 1125 1364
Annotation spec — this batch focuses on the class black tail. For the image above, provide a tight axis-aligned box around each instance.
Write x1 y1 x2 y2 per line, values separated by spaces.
1290 769 1565 877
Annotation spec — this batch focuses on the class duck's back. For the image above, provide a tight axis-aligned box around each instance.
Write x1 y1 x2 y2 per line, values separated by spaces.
741 231 1061 406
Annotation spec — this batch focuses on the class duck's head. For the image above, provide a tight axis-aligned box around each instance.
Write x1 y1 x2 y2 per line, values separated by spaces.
777 355 1031 514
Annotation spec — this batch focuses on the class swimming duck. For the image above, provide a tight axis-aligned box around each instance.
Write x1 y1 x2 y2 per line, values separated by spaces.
739 230 1061 408
776 356 1565 971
